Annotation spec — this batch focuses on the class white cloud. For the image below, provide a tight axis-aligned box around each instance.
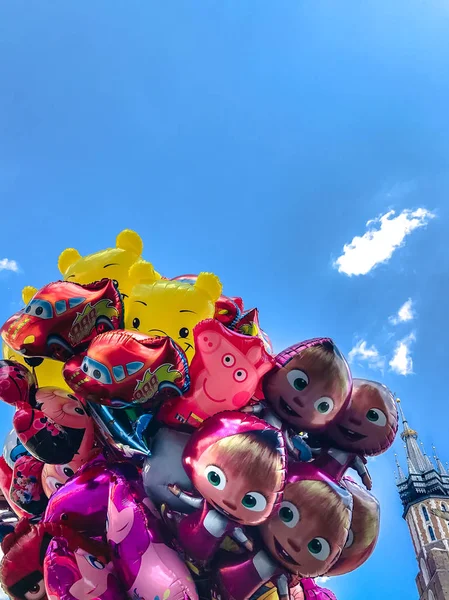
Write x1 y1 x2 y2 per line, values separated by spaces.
334 208 435 276
348 340 386 371
0 258 19 273
389 298 414 325
389 333 415 376
316 576 330 584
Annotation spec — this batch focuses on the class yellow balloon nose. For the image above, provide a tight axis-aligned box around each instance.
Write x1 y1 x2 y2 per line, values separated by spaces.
23 335 35 345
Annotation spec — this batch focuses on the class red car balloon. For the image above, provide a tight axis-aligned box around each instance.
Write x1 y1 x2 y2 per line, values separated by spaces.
1 279 123 362
63 330 190 409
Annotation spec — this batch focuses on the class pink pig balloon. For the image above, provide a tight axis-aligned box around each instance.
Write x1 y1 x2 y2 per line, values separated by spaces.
157 319 274 429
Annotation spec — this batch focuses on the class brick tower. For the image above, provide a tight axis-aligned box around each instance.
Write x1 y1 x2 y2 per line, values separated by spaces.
395 399 449 600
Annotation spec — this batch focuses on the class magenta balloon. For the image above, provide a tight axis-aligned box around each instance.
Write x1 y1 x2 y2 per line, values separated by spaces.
44 457 111 536
106 465 198 600
44 536 125 599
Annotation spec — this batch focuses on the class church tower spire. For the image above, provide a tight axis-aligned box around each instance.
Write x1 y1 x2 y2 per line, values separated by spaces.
395 397 449 600
433 445 448 476
397 398 428 473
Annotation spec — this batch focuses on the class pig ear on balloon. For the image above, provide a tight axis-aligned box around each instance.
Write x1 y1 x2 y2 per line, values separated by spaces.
194 272 222 303
128 261 160 285
22 286 37 305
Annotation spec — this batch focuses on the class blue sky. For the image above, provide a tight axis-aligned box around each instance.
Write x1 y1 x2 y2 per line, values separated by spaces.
1 1 449 598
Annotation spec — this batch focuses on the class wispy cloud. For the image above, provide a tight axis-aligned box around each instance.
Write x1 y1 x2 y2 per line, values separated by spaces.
389 333 415 375
348 340 386 371
0 258 19 273
389 298 414 325
334 208 435 276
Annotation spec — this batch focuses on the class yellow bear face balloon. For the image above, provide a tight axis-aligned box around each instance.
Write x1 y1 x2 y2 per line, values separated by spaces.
2 286 70 390
57 229 159 305
126 263 222 363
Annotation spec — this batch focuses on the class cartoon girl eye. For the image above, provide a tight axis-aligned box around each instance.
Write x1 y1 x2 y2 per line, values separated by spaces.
24 579 46 600
205 465 227 490
234 368 248 382
85 554 105 570
241 492 267 512
366 408 387 426
63 466 74 478
344 528 354 549
287 370 309 392
314 397 334 415
222 354 236 367
278 501 300 528
307 537 331 561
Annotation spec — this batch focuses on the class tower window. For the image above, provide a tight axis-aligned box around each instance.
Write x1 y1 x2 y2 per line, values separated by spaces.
442 503 448 512
428 526 436 542
422 506 430 521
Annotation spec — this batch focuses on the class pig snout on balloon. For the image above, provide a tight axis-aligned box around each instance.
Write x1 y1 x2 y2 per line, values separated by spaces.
157 319 274 429
63 329 189 410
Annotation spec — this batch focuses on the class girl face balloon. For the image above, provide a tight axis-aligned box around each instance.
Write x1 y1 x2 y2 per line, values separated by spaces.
44 536 122 600
259 463 352 578
263 339 352 433
183 412 286 525
327 477 380 576
327 379 398 456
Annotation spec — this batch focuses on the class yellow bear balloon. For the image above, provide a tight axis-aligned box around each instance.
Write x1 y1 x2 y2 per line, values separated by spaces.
3 230 157 389
126 262 222 363
2 287 70 389
57 229 160 306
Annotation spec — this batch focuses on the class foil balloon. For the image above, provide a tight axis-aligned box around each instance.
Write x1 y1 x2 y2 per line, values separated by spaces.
142 428 195 513
57 229 160 305
3 286 72 391
1 279 123 362
0 456 33 519
44 536 124 599
44 457 112 536
326 476 380 576
216 463 353 600
126 265 223 363
157 320 274 429
171 274 244 328
263 339 352 434
63 329 189 409
13 386 95 466
3 343 71 391
3 428 30 469
318 379 398 490
0 359 37 406
0 517 107 600
10 454 47 516
164 411 286 566
232 308 274 355
87 402 153 459
327 379 398 457
106 463 199 600
297 579 337 600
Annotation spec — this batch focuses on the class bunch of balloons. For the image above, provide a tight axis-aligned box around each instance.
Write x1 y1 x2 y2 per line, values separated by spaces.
0 230 398 600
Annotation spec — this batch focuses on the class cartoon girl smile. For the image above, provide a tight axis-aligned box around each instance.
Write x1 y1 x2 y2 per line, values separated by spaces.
167 412 286 564
327 379 398 455
263 339 352 434
215 463 352 600
260 471 352 577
